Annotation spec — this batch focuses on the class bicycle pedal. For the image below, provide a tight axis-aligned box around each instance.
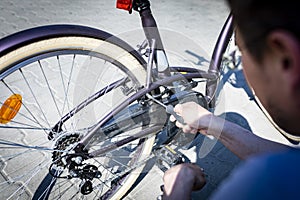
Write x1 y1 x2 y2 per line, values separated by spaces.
154 145 186 172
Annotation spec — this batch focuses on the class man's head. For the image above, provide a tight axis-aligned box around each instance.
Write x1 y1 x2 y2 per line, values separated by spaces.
226 0 300 135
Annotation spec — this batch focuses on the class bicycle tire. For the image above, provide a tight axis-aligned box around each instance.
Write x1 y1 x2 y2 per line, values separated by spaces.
0 24 156 199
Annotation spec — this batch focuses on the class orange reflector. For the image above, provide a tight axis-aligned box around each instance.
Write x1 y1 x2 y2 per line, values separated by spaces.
116 0 133 11
0 94 22 124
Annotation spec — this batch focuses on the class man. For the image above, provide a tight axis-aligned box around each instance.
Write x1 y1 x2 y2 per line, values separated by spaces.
163 0 300 199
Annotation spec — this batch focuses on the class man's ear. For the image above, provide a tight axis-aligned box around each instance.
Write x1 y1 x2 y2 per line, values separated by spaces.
267 30 300 91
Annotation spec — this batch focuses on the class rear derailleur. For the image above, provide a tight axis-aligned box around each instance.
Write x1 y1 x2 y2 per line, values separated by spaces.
50 133 101 195
68 161 102 195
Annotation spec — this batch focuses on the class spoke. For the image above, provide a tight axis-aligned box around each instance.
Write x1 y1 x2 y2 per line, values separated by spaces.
81 64 127 149
90 125 162 157
0 122 51 131
0 126 50 131
62 55 77 134
0 48 147 199
55 180 78 198
61 55 76 115
57 55 76 132
0 139 59 152
95 153 155 189
19 69 51 128
90 158 114 189
70 55 99 131
37 171 58 199
1 80 48 135
105 154 131 173
1 106 46 127
69 190 82 200
58 77 128 135
5 160 48 199
0 155 51 198
99 167 111 193
38 60 63 120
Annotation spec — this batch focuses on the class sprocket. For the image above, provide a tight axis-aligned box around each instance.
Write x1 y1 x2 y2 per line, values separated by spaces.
52 133 81 167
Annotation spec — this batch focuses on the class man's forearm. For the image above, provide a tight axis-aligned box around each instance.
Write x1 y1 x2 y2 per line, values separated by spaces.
207 116 290 160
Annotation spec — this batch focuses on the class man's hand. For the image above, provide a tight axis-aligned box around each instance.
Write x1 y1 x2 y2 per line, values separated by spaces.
170 102 213 134
163 163 206 200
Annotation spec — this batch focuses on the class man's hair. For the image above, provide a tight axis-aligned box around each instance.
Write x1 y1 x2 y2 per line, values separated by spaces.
226 0 300 62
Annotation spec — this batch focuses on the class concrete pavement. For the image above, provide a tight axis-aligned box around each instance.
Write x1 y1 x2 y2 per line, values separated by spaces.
0 0 295 199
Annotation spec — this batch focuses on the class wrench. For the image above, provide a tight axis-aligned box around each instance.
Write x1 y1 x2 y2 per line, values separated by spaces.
146 94 185 124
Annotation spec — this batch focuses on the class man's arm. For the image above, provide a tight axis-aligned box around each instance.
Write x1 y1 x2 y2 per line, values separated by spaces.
210 116 289 159
172 102 290 160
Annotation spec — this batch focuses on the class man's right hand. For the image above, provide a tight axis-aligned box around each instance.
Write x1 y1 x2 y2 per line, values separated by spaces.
170 102 213 135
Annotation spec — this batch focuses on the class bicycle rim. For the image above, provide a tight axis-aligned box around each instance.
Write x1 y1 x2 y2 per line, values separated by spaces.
0 33 155 199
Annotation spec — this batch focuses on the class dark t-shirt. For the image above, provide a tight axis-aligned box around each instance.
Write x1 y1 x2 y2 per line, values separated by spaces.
211 148 300 200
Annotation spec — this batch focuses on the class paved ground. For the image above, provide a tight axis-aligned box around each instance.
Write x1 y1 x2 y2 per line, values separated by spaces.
0 0 296 199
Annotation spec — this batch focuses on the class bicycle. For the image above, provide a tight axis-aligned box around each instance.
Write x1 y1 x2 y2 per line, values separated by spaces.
0 0 236 199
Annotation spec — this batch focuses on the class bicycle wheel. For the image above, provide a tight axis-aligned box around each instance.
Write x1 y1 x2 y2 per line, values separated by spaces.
0 25 156 199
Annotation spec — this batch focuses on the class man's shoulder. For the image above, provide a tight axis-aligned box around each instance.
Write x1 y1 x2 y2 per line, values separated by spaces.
241 148 300 182
211 148 300 200
248 148 300 169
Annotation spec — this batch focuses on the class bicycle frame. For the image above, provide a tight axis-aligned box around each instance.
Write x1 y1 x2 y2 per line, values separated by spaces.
0 1 235 199
72 0 234 159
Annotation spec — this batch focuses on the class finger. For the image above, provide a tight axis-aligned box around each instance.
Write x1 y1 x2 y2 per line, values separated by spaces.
175 121 184 128
182 125 194 133
170 115 176 122
199 129 208 135
189 128 198 134
183 126 198 134
173 104 183 114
